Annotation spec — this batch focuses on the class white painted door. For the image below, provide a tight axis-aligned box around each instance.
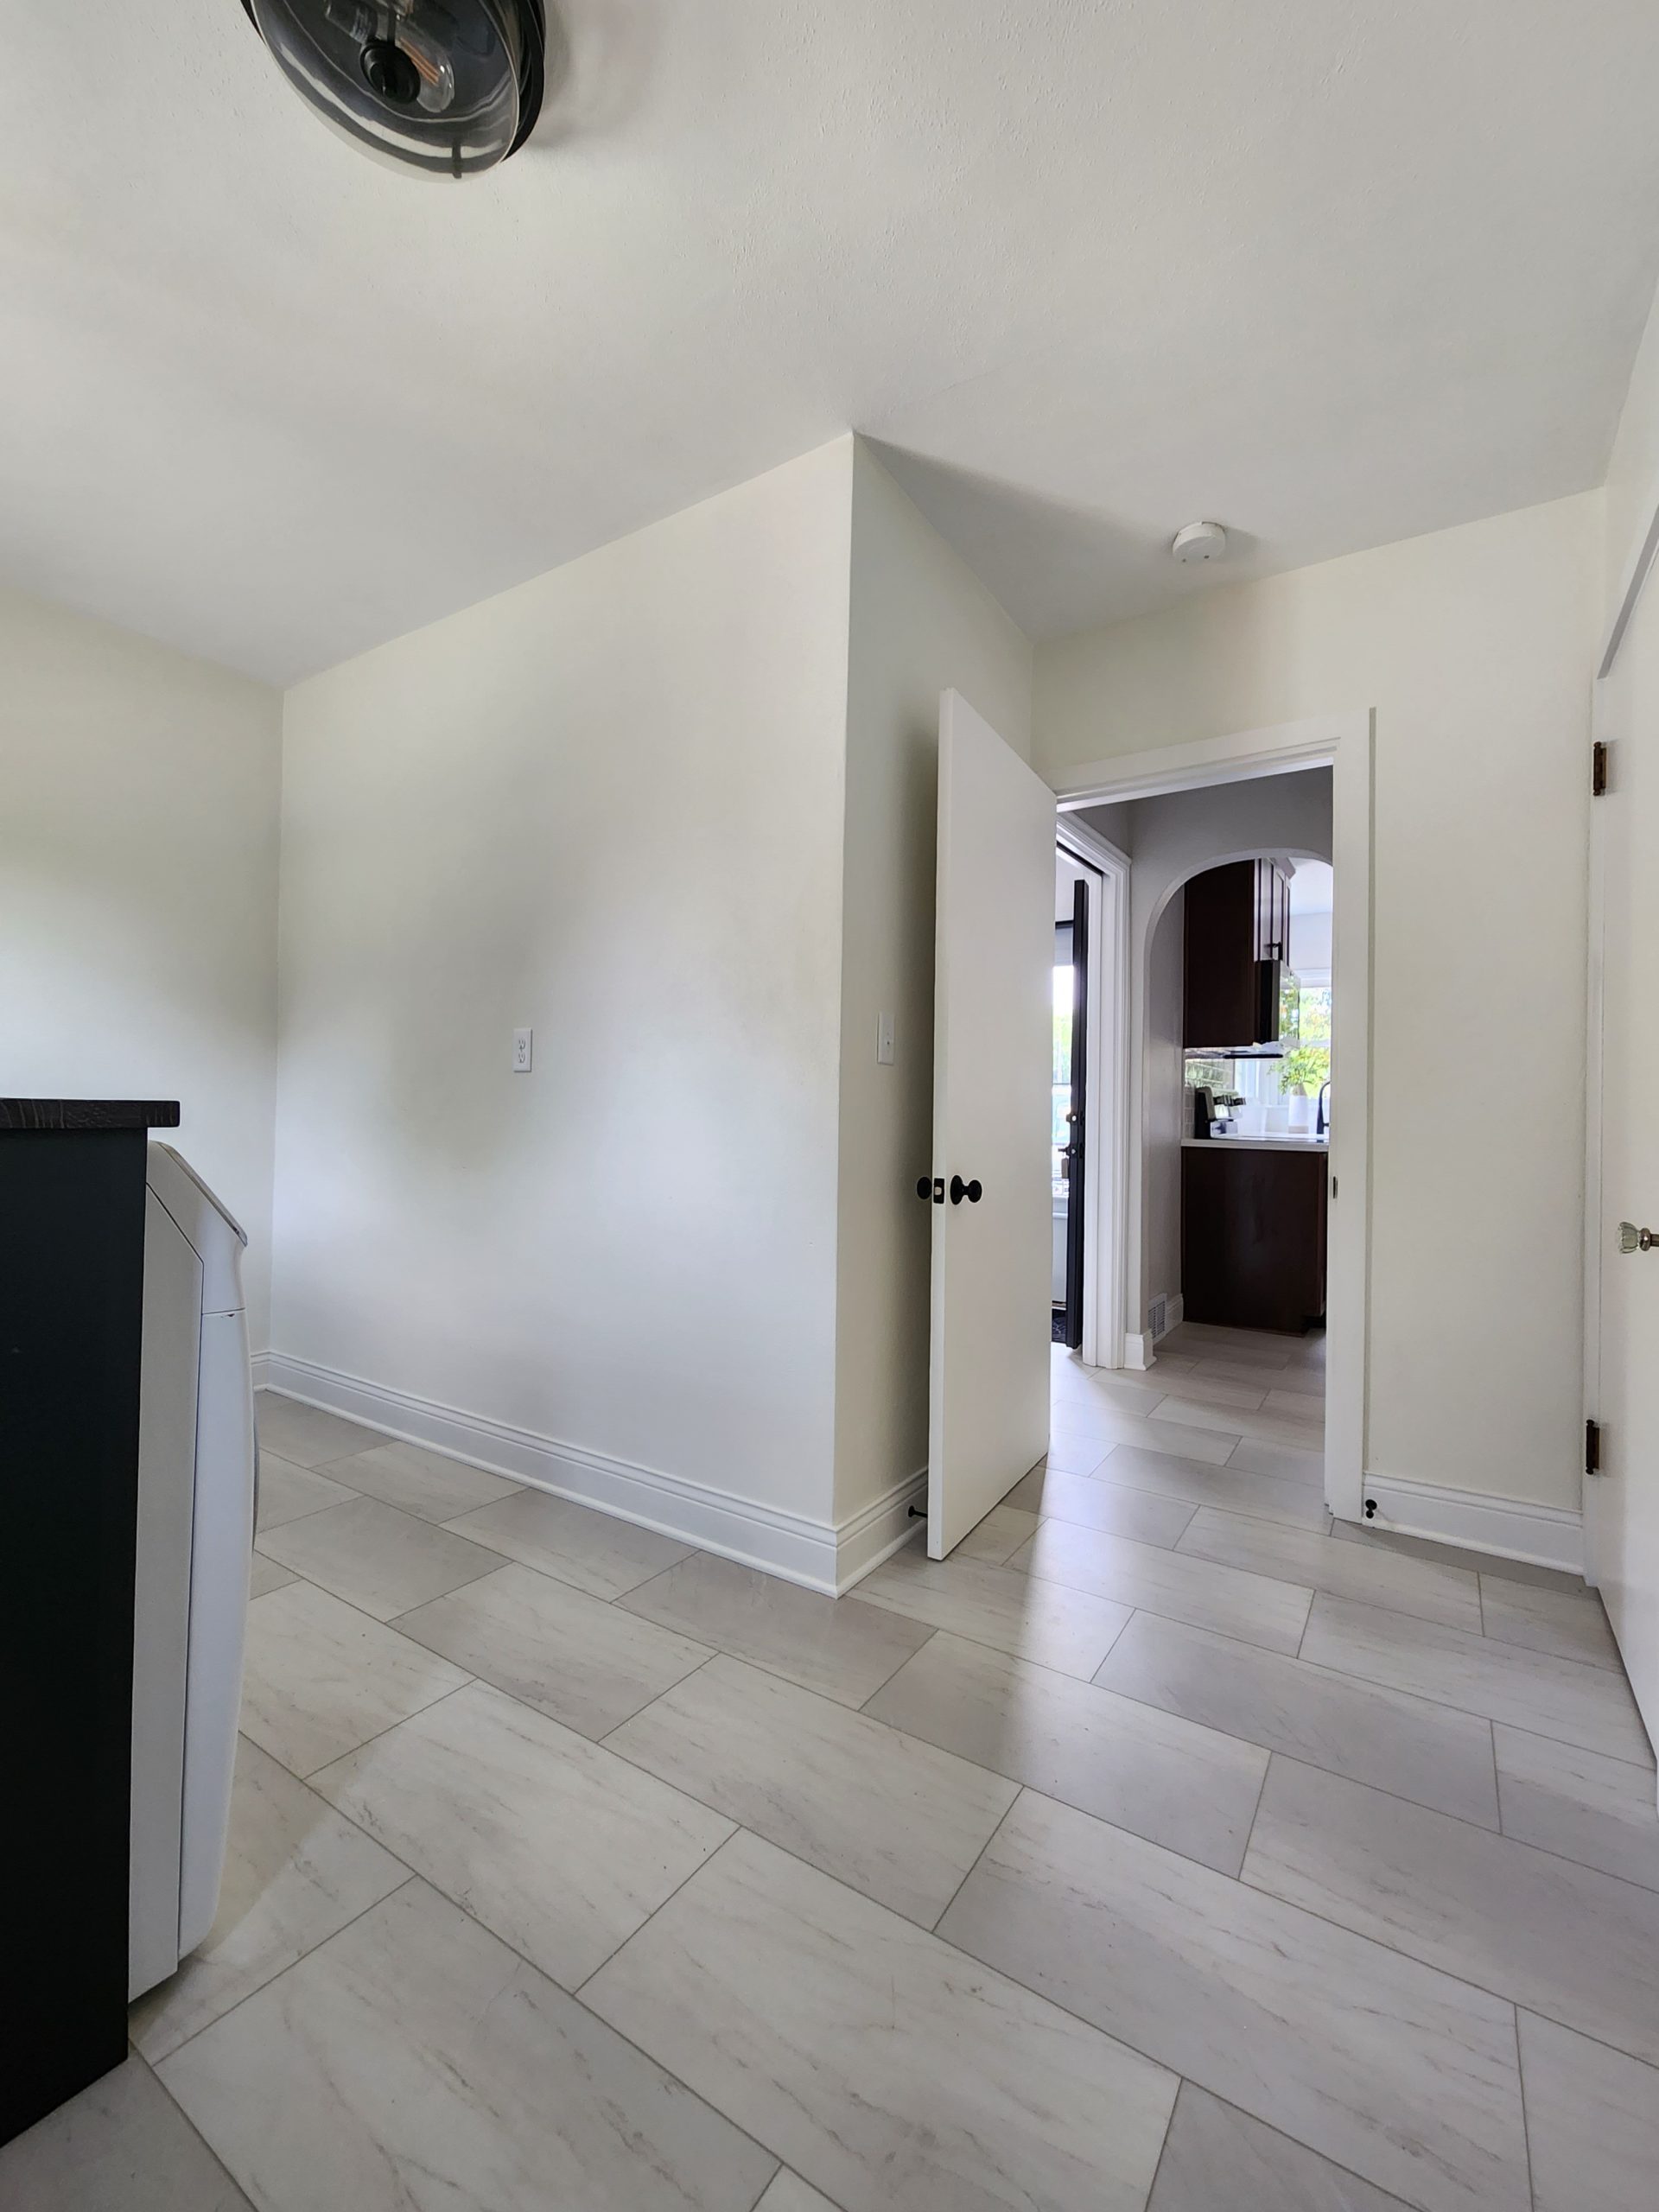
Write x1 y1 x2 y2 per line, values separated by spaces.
1590 572 1659 1767
926 691 1055 1557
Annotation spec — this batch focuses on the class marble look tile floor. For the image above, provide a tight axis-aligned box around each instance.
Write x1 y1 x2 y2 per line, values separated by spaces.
5 1335 1657 2212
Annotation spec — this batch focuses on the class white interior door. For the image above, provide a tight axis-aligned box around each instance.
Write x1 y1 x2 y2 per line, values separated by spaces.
1590 570 1659 1771
927 690 1055 1557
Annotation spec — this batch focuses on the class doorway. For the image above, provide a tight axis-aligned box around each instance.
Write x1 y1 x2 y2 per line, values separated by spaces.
918 698 1367 1558
1050 822 1129 1375
1052 714 1373 1527
1052 851 1090 1350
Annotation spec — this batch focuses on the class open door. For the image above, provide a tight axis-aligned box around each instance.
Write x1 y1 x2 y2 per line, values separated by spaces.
926 691 1055 1558
1061 876 1090 1351
1589 570 1659 1771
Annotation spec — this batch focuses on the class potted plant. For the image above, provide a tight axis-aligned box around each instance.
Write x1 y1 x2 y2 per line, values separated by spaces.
1280 1046 1325 1130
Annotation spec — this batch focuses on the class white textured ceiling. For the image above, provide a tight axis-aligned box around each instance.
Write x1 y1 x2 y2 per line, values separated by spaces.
5 3 1659 683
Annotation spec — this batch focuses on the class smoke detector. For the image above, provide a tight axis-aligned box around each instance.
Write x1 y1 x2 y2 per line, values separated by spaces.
1171 521 1228 566
240 1 547 177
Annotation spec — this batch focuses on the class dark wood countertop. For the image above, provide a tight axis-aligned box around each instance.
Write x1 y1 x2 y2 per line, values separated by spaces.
0 1100 181 1133
1180 1136 1327 1156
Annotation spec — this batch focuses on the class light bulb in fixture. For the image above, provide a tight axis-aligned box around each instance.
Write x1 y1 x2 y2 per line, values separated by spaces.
240 0 547 176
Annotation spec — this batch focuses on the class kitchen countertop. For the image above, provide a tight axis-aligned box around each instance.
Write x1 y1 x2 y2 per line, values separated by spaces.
1182 1135 1328 1154
0 1097 181 1132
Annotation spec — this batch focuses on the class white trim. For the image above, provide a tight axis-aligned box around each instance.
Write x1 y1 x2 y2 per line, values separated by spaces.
834 1470 929 1589
259 1353 892 1596
1598 460 1659 678
1581 682 1609 1588
1054 716 1351 809
1055 815 1128 869
250 1351 271 1389
1051 711 1374 1531
1122 1294 1182 1371
1581 467 1659 1590
1356 1474 1584 1577
1056 816 1131 1370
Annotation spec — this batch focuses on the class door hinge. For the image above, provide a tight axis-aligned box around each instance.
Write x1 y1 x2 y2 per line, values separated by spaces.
1592 741 1609 798
1586 1417 1603 1477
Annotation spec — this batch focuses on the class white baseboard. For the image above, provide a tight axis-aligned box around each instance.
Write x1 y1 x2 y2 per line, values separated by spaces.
250 1350 271 1389
1124 1294 1183 1373
1355 1472 1584 1575
260 1353 907 1596
835 1470 929 1590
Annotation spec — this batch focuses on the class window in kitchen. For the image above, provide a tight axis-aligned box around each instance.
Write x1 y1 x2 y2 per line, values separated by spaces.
1185 972 1332 1131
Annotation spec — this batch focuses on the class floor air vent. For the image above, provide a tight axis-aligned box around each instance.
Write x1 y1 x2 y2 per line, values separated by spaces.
1147 1294 1168 1340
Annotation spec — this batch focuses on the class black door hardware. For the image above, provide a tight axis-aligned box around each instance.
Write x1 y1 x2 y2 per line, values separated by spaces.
950 1174 982 1205
917 1176 945 1204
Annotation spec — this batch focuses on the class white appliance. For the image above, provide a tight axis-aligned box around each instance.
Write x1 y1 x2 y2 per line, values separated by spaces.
129 1142 256 2000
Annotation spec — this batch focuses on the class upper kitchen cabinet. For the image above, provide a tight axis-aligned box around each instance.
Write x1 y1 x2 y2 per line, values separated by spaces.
1183 858 1291 1049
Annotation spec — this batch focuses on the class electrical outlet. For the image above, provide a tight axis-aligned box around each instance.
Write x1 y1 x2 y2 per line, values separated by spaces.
876 1011 895 1065
512 1027 533 1073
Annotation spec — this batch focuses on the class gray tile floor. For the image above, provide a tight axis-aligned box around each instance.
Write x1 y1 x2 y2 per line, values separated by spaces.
8 1325 1659 2210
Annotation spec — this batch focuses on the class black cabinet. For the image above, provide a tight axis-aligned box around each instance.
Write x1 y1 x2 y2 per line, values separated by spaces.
1183 858 1290 1050
0 1098 179 2146
1181 1144 1327 1334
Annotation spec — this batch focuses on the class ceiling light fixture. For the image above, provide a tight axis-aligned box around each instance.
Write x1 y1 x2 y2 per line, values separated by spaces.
1171 520 1228 565
240 1 546 177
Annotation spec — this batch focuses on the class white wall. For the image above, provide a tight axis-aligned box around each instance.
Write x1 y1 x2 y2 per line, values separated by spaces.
832 442 1033 1541
272 443 857 1560
0 584 282 1343
1291 903 1333 980
1080 770 1333 1336
1042 493 1599 1511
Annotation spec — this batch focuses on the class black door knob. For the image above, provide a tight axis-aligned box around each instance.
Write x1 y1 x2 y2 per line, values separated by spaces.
950 1174 982 1205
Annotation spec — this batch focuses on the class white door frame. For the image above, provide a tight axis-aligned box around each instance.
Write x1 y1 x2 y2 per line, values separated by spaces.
1583 677 1610 1589
1056 817 1131 1371
1582 463 1659 1588
1052 711 1374 1526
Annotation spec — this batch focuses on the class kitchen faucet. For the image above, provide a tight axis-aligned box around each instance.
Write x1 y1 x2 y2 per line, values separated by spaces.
1316 1079 1331 1136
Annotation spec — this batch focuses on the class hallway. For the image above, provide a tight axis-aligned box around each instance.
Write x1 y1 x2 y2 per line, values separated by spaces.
6 1344 1657 2211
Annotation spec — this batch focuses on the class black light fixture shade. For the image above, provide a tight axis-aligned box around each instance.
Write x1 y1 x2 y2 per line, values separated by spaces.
241 1 545 176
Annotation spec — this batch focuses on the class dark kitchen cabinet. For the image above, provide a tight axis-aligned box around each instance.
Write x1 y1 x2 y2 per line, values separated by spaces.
1182 1144 1327 1334
1183 858 1290 1049
0 1099 178 2146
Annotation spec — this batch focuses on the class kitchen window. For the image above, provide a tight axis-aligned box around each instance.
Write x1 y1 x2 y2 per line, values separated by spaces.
1185 976 1331 1115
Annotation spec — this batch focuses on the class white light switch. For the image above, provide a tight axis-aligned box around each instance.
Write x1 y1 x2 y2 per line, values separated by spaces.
876 1012 895 1065
512 1027 533 1073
